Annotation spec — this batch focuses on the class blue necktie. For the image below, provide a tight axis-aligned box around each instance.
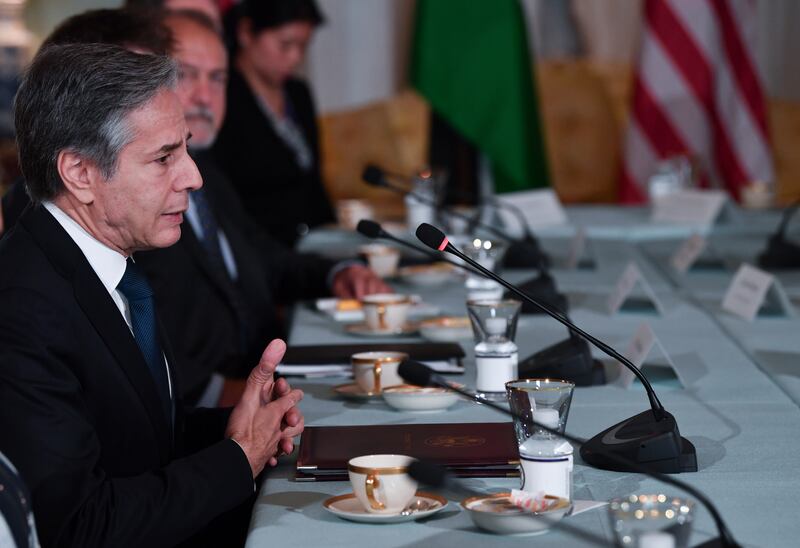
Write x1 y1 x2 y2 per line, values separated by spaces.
117 258 172 424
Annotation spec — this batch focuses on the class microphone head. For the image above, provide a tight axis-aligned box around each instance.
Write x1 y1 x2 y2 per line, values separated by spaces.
362 164 386 187
415 223 449 252
398 359 435 387
356 219 384 239
407 460 448 488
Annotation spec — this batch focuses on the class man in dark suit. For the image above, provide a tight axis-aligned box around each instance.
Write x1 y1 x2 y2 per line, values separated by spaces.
0 9 389 407
0 7 174 236
0 43 303 547
136 11 389 406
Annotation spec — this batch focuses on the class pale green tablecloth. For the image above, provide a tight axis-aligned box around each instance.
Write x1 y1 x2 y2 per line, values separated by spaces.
246 207 800 547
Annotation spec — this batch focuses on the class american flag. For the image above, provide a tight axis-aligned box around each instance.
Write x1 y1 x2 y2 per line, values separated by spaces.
620 0 774 203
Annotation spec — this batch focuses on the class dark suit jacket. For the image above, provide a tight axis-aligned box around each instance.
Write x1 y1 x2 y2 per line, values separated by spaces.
135 152 335 402
212 72 335 248
0 205 254 547
1 177 27 234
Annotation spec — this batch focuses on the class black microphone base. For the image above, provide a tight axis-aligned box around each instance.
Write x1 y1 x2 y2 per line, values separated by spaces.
757 235 800 269
580 410 698 474
505 272 568 315
502 237 550 269
519 336 606 386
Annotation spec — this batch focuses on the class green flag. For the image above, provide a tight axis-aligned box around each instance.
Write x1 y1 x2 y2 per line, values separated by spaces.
410 0 549 193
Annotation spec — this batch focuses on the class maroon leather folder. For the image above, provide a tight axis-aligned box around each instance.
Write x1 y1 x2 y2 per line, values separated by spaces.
295 422 520 481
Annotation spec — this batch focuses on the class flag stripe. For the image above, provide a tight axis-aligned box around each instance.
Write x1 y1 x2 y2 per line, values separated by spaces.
620 167 648 204
620 0 774 203
624 119 660 187
646 0 750 192
631 73 689 158
709 0 770 140
668 0 773 185
639 30 711 161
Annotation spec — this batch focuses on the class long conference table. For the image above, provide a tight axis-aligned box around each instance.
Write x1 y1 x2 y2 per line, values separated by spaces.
246 206 800 547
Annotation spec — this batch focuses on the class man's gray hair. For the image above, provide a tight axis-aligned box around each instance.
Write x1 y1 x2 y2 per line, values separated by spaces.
14 43 178 202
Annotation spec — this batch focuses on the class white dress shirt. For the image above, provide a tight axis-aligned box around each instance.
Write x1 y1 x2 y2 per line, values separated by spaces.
43 201 173 398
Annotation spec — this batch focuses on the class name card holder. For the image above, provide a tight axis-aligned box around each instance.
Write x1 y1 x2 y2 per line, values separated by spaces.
651 190 728 227
607 262 664 316
617 323 685 389
496 189 568 235
722 264 795 321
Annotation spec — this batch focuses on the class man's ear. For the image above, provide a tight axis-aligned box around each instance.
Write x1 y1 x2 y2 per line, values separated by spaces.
57 150 99 205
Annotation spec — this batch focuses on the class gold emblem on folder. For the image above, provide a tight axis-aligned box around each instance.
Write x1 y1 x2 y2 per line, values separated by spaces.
425 435 485 448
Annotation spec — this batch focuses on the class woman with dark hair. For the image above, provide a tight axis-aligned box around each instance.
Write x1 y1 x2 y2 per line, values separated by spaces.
213 0 335 247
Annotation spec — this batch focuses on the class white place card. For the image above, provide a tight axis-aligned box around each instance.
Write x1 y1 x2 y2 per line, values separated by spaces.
495 189 568 234
617 323 682 389
670 234 707 274
722 264 795 321
651 189 727 226
607 262 664 315
565 227 588 270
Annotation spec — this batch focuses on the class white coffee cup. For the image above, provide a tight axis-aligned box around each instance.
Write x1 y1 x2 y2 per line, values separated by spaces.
351 351 408 393
348 454 418 514
361 293 410 332
337 199 374 231
359 244 401 278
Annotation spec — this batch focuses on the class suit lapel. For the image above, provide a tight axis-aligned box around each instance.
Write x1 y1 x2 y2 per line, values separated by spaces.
182 167 253 335
21 206 171 458
180 222 242 308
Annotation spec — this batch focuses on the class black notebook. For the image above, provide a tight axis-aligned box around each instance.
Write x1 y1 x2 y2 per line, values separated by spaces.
282 342 465 373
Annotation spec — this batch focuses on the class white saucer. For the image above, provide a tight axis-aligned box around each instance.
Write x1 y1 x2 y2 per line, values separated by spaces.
323 492 447 523
345 323 419 337
332 382 382 401
397 263 459 286
382 384 460 412
419 316 472 342
462 493 571 535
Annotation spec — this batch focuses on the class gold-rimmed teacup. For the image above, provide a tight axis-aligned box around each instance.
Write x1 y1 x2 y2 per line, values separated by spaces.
351 351 408 394
361 293 411 332
347 454 417 513
359 244 401 278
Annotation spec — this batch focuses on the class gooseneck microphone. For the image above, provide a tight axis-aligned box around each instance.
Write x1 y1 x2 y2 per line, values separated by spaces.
362 165 567 314
399 360 739 548
362 165 532 238
358 219 604 386
355 220 482 277
415 222 698 475
361 164 548 267
354 218 386 240
415 224 661 413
